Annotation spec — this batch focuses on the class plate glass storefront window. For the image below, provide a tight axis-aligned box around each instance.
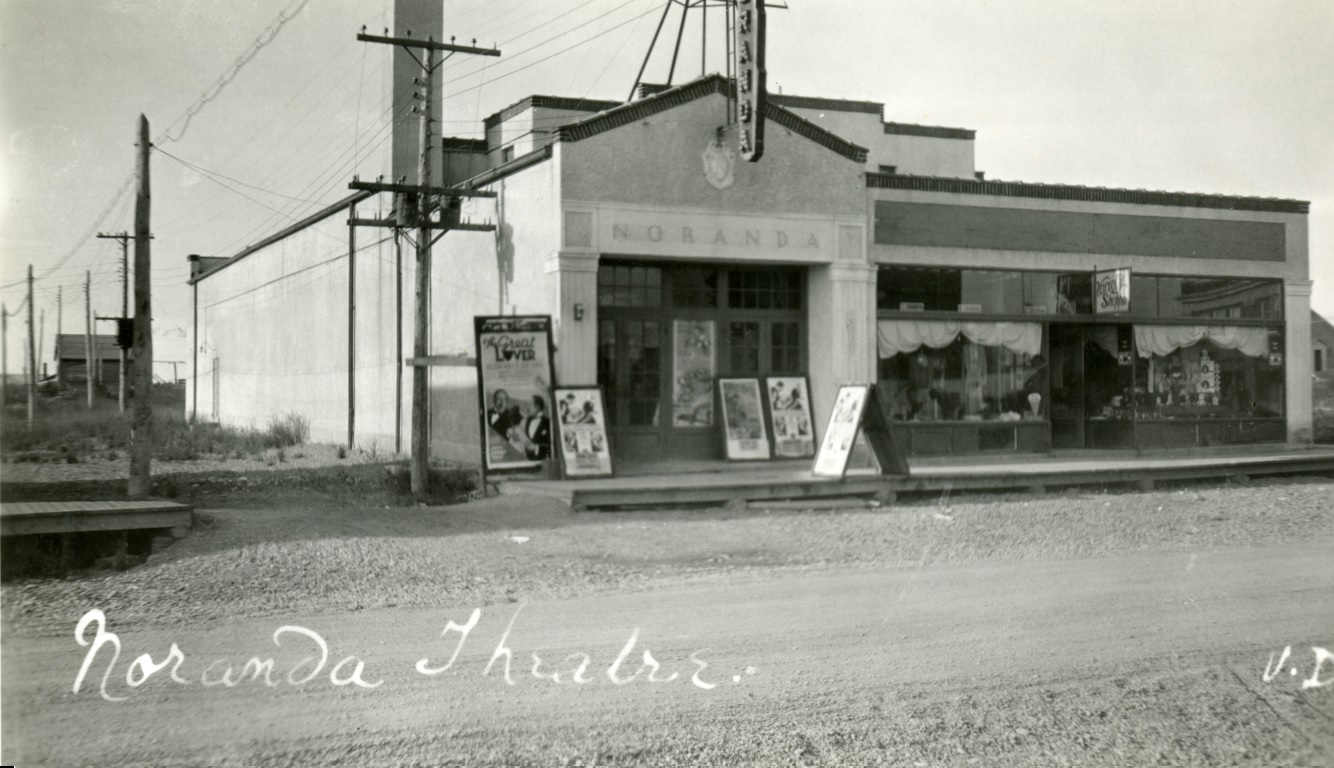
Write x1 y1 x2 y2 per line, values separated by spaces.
1133 329 1283 419
877 334 1046 422
1156 278 1282 320
877 268 1283 322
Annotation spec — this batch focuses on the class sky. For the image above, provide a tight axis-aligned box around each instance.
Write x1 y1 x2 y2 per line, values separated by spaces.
2 0 1332 379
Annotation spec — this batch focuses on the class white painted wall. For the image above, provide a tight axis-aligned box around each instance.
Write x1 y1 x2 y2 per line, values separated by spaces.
191 195 403 451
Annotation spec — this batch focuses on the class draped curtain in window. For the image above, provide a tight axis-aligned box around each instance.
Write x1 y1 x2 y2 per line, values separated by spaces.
877 320 1042 358
1133 325 1267 358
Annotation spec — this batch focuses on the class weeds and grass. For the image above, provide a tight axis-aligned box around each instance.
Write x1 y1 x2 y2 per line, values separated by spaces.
1 462 480 509
384 462 478 505
1 385 311 463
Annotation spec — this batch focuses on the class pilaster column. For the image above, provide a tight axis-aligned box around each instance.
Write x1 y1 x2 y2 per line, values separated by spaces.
807 263 877 437
1284 279 1314 445
544 251 600 387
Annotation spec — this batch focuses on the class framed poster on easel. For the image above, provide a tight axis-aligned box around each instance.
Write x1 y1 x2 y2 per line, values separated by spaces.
812 384 870 477
474 316 555 475
764 375 815 458
718 378 771 460
553 386 614 477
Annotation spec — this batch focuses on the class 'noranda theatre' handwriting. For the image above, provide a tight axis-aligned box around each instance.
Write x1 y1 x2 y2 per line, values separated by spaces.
1262 645 1331 690
71 607 750 701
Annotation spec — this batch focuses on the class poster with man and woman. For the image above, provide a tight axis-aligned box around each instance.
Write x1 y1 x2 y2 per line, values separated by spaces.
475 316 555 472
554 387 613 477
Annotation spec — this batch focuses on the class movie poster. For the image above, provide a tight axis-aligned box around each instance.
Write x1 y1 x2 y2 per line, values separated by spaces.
719 378 770 460
765 376 815 458
672 319 715 427
474 316 555 472
813 384 870 477
554 387 613 477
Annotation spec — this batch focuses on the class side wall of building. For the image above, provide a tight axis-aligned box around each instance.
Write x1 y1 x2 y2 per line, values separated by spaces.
191 197 402 449
428 158 561 464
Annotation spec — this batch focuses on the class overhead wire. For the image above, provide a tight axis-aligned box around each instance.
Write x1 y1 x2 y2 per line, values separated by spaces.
437 0 652 91
158 0 642 253
213 100 410 256
17 0 316 303
442 1 663 100
153 146 331 206
158 0 313 143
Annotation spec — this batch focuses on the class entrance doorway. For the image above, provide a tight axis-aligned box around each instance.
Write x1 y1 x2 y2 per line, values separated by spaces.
1049 324 1133 450
596 261 807 463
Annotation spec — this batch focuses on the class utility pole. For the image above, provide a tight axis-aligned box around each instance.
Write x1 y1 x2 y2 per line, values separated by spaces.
27 265 36 428
56 286 62 385
129 115 153 498
98 230 140 413
38 308 45 379
2 303 8 411
352 30 499 499
85 271 93 409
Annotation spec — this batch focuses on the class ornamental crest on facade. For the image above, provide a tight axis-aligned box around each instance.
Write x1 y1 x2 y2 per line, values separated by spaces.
702 139 735 190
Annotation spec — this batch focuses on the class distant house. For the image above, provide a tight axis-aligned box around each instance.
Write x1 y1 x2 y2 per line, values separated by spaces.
1313 310 1334 375
54 334 125 386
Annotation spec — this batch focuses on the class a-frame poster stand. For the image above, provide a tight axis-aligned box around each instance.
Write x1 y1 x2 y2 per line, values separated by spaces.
812 383 910 478
860 383 910 476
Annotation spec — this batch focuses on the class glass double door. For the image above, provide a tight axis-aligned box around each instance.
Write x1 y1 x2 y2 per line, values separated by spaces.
1049 324 1133 450
596 262 806 464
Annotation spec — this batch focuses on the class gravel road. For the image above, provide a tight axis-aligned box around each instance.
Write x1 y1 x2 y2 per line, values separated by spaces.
2 474 1332 766
3 476 1330 635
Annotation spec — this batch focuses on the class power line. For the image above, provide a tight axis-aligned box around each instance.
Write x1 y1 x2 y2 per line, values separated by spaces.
438 0 651 90
153 146 330 205
158 0 313 143
443 0 662 99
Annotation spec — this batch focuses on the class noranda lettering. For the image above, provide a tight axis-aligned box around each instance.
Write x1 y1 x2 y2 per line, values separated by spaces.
611 223 819 250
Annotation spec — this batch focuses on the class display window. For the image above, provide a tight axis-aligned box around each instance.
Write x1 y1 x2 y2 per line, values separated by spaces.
1132 326 1283 419
876 320 1046 422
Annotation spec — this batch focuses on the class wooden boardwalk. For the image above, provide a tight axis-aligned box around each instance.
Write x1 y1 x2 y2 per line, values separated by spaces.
0 500 193 537
500 447 1334 510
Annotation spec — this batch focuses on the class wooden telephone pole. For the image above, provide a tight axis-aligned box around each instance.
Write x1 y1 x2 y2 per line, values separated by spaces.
97 230 142 413
85 271 94 409
352 30 499 499
55 286 62 385
2 303 8 411
128 115 153 498
26 265 36 427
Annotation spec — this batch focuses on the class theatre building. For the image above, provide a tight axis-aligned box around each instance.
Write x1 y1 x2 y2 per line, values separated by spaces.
187 73 1315 469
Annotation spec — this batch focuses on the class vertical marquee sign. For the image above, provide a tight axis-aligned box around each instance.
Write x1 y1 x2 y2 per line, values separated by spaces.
734 0 767 162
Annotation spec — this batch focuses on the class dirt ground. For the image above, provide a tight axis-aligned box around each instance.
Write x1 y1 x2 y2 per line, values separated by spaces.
2 466 1332 766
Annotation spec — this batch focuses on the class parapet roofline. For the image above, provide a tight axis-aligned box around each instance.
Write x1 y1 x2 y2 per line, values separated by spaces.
866 172 1309 214
483 95 625 131
554 74 869 162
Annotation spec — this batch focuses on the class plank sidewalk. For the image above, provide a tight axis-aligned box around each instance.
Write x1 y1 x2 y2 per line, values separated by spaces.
499 447 1334 510
0 500 193 537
